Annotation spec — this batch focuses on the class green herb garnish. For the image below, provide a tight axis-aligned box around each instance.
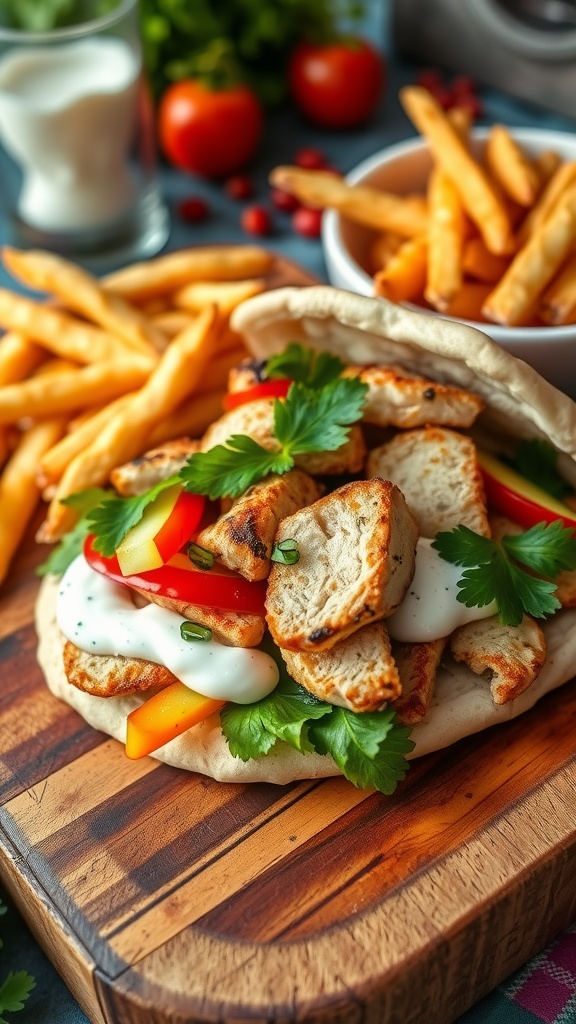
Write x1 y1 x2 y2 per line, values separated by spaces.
270 538 299 565
180 621 212 642
505 439 573 501
0 898 35 1022
86 474 180 557
36 487 110 576
432 521 576 627
187 542 214 570
179 376 368 499
266 342 346 389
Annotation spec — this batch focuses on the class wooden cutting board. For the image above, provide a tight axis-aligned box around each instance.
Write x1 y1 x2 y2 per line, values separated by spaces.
1 254 576 1024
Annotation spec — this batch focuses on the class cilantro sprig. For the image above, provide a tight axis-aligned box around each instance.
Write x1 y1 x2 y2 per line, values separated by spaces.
266 342 346 389
180 375 368 499
220 646 414 795
432 521 576 627
86 475 180 557
37 487 110 577
0 898 35 1022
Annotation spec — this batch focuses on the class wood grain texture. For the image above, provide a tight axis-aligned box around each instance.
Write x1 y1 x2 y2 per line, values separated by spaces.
1 253 576 1023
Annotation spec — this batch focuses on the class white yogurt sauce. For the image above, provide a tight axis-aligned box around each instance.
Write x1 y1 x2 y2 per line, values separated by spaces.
57 555 279 704
0 38 140 230
386 537 497 643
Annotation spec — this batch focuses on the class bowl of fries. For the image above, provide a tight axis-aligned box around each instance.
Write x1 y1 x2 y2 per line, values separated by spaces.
318 90 576 395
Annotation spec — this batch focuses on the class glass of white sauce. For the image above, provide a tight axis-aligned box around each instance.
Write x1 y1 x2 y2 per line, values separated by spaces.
0 0 169 266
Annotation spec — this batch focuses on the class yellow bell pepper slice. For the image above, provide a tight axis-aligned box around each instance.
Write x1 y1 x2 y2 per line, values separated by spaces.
125 680 225 759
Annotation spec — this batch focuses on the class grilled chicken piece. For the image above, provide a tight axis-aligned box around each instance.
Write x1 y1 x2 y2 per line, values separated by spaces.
197 470 322 581
449 615 546 704
63 641 177 697
201 398 366 476
227 357 268 392
281 622 400 712
110 437 200 497
344 364 484 429
367 426 490 538
266 478 418 653
490 513 576 608
131 589 265 648
391 638 446 724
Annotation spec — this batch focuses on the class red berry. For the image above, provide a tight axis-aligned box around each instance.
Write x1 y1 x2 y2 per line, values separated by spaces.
292 206 323 238
178 197 209 222
433 86 454 110
241 205 272 236
270 187 299 213
294 147 327 170
451 75 477 97
454 93 484 119
416 68 443 92
225 174 254 200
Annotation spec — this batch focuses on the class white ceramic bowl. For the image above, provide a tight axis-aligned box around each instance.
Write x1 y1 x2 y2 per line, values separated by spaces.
322 127 576 397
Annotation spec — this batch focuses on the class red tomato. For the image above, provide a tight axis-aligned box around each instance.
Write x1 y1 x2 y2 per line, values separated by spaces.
223 379 292 410
292 206 323 238
158 79 263 179
241 205 272 236
84 537 267 617
288 38 384 128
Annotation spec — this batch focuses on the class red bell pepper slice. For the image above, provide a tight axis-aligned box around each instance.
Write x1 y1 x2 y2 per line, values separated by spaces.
223 378 292 410
153 489 205 563
84 536 267 617
478 451 576 532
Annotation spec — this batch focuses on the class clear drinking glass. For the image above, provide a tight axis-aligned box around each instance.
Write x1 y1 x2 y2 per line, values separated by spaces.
0 0 169 267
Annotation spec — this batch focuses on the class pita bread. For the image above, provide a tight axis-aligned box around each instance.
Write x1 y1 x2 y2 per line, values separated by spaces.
36 286 576 784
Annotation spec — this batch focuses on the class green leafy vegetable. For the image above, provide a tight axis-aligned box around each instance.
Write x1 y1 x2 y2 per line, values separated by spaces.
505 439 573 501
266 342 346 389
180 376 368 499
0 898 35 1022
432 521 576 626
36 488 110 577
86 474 180 557
220 648 414 795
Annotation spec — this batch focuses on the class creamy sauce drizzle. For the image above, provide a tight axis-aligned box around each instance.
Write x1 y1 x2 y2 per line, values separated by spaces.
386 537 497 643
57 555 279 703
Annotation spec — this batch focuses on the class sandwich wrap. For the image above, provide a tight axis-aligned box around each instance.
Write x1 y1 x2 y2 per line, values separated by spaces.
36 286 576 784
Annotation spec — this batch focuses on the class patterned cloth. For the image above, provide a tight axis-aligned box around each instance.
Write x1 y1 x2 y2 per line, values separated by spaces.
457 924 576 1024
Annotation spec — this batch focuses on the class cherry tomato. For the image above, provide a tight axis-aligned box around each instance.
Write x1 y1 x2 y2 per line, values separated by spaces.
84 538 267 617
225 174 254 200
270 187 299 213
292 206 323 238
223 379 292 410
158 79 263 179
178 197 209 223
288 38 384 128
294 146 327 169
241 205 272 236
478 451 576 531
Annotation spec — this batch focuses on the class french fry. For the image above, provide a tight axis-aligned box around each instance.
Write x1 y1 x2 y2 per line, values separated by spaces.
147 389 226 447
482 183 576 325
0 360 149 424
172 278 266 315
0 288 155 369
485 125 540 207
269 166 428 237
36 393 135 487
0 332 46 466
195 345 249 394
40 306 219 540
443 282 492 322
151 310 197 339
463 237 512 284
425 168 465 310
103 246 274 302
399 86 514 255
369 232 404 273
533 149 561 188
517 161 576 245
539 253 576 325
0 418 66 585
447 105 472 143
374 236 428 303
2 247 164 357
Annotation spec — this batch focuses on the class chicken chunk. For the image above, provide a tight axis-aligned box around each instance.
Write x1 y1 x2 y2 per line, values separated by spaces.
449 615 546 704
110 437 200 497
266 478 418 653
197 470 322 581
344 364 484 429
391 638 446 724
201 398 366 476
281 622 400 712
131 589 265 648
63 641 176 697
367 426 490 538
227 357 268 393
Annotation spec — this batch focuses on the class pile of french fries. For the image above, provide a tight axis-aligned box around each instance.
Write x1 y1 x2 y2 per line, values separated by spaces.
271 86 576 328
0 244 274 588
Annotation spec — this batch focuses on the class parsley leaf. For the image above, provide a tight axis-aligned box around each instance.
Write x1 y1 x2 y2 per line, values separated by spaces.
432 522 576 627
36 487 110 577
86 474 180 557
0 973 36 1019
180 374 368 499
309 706 414 794
506 439 573 501
221 676 331 759
266 342 346 389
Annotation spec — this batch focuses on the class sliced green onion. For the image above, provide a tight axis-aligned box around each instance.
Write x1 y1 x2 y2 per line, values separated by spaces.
187 542 215 570
180 621 212 642
271 538 299 565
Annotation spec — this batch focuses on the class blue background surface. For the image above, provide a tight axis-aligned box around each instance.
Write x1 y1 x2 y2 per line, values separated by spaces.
1 1 575 1021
